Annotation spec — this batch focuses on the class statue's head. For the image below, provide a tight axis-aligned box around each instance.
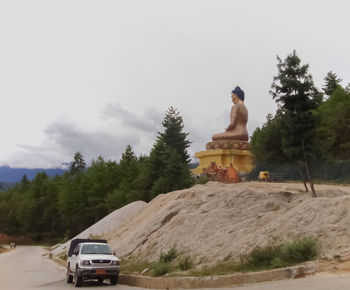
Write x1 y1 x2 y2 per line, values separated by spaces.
231 86 245 102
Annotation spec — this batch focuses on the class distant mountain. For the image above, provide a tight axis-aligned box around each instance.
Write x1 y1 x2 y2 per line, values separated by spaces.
0 166 67 183
188 162 199 169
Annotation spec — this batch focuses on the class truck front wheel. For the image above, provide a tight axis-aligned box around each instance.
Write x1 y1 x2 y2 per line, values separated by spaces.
74 267 83 287
110 274 119 285
66 267 73 283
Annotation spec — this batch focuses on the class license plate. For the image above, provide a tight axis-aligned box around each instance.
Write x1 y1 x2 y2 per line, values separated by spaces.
96 269 106 274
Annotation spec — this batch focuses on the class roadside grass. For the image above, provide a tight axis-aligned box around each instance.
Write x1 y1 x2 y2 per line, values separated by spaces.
178 255 193 271
122 237 319 277
57 251 68 261
122 245 193 277
122 259 153 274
189 237 319 276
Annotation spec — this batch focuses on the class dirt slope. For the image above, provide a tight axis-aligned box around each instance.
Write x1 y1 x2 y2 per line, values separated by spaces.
106 182 350 264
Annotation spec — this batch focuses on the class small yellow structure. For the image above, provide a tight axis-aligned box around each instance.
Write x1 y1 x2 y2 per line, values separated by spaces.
193 148 254 175
258 171 270 181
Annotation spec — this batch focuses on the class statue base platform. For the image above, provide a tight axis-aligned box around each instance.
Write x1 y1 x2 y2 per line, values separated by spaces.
192 148 255 175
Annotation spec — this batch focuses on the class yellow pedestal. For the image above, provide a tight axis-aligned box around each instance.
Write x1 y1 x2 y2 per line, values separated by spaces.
193 149 255 175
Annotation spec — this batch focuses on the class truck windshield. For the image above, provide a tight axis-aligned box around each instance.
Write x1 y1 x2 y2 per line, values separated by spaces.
81 244 112 255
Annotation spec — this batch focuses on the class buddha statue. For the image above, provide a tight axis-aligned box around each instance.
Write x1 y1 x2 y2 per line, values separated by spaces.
194 85 254 176
206 86 249 150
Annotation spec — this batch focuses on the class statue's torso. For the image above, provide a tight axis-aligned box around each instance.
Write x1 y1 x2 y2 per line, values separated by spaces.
211 103 248 142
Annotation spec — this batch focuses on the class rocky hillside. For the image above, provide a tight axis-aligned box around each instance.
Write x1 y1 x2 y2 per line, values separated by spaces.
55 181 350 265
106 182 350 264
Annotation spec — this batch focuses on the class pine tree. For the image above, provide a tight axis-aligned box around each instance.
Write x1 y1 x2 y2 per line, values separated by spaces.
119 145 137 167
270 50 320 197
158 107 191 164
19 174 30 192
145 107 194 198
323 71 342 96
70 152 86 175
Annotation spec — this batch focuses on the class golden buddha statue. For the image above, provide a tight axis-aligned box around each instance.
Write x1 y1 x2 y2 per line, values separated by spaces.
194 85 254 175
206 86 249 150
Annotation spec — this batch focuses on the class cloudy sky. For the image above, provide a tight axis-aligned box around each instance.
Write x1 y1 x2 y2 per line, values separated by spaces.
1 0 349 168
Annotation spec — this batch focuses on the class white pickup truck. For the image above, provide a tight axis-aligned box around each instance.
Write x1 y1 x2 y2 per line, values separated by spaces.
66 239 120 287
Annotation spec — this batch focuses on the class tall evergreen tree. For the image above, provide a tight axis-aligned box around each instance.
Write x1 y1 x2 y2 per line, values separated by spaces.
323 71 342 96
70 152 86 175
270 50 320 197
19 174 30 192
158 107 191 164
145 108 194 198
119 145 137 168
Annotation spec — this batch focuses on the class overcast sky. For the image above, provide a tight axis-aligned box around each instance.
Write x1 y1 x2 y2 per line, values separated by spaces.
1 0 349 168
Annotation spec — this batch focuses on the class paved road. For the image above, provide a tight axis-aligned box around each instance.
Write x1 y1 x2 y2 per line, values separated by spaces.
2 246 350 290
0 246 144 290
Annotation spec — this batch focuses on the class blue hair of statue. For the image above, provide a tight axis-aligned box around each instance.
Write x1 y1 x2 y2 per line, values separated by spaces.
232 86 245 101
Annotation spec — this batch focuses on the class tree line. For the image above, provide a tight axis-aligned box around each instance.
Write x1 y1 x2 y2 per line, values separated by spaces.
0 107 194 242
251 50 350 196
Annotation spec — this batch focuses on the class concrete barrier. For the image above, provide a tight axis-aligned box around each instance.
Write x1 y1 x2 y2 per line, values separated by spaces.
119 268 293 289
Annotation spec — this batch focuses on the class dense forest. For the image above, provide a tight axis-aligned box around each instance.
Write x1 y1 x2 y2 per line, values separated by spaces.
0 107 194 242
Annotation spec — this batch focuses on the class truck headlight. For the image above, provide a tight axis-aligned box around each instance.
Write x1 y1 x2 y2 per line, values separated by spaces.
81 260 91 266
111 260 120 266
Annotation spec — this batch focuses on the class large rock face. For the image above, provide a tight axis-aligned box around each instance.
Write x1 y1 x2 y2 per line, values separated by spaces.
106 182 350 263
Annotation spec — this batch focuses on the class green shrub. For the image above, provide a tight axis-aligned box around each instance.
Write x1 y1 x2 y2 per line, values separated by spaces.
160 245 178 263
151 261 171 276
178 256 193 271
280 237 318 263
121 259 152 274
196 176 209 184
244 237 318 270
247 245 281 268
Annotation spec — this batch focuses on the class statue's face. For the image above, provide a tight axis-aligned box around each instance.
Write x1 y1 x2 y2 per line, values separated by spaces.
231 93 239 104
